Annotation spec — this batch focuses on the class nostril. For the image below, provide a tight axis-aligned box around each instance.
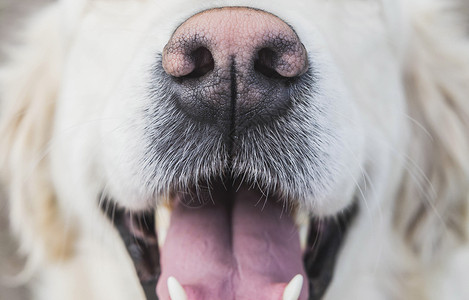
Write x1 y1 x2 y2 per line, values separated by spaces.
161 7 310 134
183 47 214 79
254 48 284 79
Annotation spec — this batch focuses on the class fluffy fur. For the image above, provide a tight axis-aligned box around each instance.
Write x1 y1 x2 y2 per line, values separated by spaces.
1 0 469 299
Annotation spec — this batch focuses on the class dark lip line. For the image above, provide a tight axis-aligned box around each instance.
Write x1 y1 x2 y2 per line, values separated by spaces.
99 200 160 300
304 201 358 299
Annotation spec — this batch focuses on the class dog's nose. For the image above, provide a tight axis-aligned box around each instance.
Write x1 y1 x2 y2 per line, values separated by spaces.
162 7 308 133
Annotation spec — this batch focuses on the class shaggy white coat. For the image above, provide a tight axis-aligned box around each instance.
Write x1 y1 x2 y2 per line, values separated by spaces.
1 0 469 299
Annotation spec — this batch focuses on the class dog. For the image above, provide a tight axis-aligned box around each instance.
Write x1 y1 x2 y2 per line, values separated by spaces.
1 0 469 299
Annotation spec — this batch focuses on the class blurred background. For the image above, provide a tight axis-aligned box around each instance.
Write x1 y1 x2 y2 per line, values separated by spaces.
0 2 52 299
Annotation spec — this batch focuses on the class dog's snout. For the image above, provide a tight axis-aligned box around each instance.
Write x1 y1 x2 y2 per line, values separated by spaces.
162 7 308 133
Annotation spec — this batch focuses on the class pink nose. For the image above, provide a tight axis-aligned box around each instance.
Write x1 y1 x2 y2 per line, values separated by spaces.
163 7 307 78
161 7 308 132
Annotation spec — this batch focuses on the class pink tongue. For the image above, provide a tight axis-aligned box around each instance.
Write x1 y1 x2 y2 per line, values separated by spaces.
156 187 308 300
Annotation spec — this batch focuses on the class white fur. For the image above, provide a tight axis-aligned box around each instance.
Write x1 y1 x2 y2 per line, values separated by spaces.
1 0 469 299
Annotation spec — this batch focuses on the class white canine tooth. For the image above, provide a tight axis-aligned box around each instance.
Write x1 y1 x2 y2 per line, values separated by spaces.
299 223 308 250
167 276 188 300
295 211 310 251
283 274 303 300
156 205 171 247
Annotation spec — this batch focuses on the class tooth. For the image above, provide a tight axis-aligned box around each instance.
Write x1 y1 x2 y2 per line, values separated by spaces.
156 205 171 247
295 211 310 251
299 223 308 250
167 276 188 300
283 274 303 300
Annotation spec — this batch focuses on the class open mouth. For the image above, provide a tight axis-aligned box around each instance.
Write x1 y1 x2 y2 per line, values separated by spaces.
102 178 357 300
